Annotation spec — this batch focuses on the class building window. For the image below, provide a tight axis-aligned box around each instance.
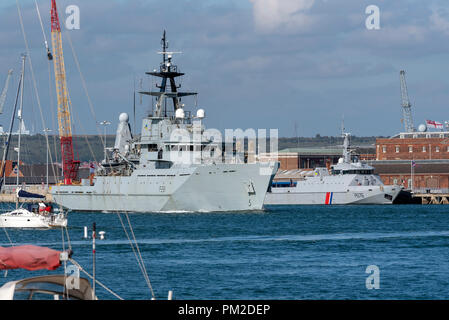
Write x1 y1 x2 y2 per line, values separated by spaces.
395 146 400 153
409 146 413 153
436 146 440 152
408 179 412 188
393 178 398 185
382 146 386 153
422 146 426 152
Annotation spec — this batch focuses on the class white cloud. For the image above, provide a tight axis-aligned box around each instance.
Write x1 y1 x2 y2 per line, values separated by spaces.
430 7 449 35
249 0 315 33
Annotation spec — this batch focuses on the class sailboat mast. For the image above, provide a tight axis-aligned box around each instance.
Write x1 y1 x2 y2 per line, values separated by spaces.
0 70 20 193
10 54 26 209
16 54 26 200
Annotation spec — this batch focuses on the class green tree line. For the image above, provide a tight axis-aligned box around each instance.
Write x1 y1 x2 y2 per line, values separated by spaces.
0 134 378 164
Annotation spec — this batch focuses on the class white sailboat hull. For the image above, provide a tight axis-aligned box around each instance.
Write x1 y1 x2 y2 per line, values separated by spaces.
0 209 67 228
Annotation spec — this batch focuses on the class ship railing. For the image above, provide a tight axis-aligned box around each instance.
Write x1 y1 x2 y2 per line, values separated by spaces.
148 110 192 120
191 155 262 165
412 188 449 194
203 157 261 165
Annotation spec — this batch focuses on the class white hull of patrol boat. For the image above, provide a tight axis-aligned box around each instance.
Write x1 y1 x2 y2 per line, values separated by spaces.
265 185 401 205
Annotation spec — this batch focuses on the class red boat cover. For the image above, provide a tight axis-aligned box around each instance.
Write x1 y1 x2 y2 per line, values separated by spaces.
0 245 61 271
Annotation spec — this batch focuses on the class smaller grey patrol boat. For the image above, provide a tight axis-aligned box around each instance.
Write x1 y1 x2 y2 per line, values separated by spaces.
265 133 401 205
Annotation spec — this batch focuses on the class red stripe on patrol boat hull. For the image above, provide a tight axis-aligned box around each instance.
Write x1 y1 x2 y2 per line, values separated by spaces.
325 192 331 205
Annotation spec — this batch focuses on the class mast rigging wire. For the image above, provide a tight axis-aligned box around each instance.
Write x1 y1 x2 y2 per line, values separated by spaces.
65 31 118 171
116 213 155 299
65 32 108 150
33 0 52 60
9 2 119 302
13 2 152 301
47 60 60 179
69 258 124 300
15 0 56 184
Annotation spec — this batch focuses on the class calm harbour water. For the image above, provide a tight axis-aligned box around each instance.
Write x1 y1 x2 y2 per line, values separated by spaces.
1 204 449 300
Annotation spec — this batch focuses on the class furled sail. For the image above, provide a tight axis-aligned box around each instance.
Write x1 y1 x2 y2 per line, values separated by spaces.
16 188 45 199
0 245 62 271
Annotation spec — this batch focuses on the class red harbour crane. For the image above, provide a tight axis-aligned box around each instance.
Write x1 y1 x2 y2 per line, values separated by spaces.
51 0 79 184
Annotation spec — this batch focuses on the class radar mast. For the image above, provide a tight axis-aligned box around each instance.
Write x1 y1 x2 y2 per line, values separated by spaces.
139 31 197 117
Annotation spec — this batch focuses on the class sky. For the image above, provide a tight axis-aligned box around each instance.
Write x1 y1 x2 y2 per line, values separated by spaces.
1 0 449 138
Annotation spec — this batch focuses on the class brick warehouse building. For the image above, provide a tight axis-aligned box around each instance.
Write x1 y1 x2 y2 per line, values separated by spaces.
368 160 449 192
376 132 449 160
270 148 343 170
374 131 449 191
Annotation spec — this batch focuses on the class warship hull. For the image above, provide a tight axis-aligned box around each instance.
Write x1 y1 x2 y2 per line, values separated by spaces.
51 162 277 212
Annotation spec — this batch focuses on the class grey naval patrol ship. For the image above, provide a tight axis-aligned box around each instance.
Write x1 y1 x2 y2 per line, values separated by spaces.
51 32 278 212
265 133 401 205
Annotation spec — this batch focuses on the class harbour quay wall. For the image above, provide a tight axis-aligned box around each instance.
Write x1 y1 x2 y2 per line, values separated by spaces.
0 186 53 203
